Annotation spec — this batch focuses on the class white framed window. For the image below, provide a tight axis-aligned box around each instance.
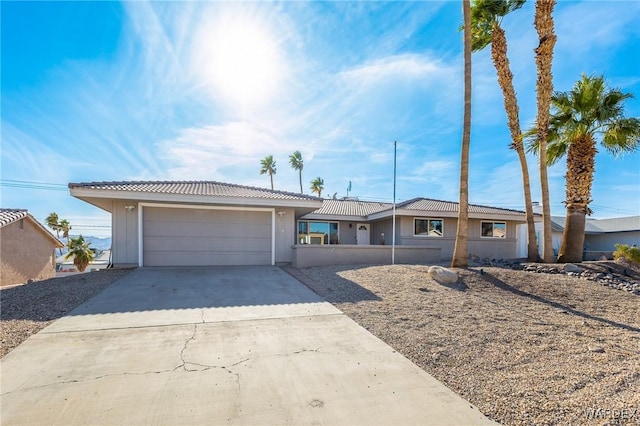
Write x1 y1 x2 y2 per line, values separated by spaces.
481 221 506 238
414 218 443 237
297 221 339 245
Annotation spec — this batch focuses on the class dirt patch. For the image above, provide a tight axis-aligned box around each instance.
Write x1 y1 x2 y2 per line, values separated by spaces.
290 264 640 425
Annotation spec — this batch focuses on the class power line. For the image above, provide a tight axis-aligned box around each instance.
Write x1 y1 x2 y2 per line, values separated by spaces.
0 179 68 191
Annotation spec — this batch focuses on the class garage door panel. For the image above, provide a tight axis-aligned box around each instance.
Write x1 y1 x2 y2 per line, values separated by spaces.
144 222 271 239
143 207 272 266
144 208 271 224
145 236 271 252
144 251 271 267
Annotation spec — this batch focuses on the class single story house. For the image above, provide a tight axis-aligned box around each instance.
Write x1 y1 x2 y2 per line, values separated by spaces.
1 209 63 286
69 181 534 268
544 215 640 259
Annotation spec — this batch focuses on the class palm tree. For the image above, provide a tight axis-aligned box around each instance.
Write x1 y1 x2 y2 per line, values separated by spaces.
310 177 324 198
259 155 277 190
46 212 62 255
451 0 472 268
534 0 557 263
59 219 72 246
470 0 540 262
65 235 95 273
528 75 640 263
289 151 304 193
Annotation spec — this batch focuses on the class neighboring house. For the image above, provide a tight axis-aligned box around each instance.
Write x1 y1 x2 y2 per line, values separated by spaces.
69 181 534 268
56 249 111 272
544 215 640 259
0 209 63 286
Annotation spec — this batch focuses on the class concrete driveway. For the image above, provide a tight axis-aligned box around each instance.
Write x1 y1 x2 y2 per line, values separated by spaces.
1 266 494 425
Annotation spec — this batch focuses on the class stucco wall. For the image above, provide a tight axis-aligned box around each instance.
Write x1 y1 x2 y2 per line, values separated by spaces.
291 245 441 268
1 219 57 286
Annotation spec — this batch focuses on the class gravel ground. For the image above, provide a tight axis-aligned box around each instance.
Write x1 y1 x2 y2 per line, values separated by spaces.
287 262 640 426
1 268 132 358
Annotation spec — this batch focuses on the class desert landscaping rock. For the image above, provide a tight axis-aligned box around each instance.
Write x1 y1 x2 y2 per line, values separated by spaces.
562 263 583 273
428 265 458 284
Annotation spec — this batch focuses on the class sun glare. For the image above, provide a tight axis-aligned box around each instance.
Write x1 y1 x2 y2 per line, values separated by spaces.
197 14 283 108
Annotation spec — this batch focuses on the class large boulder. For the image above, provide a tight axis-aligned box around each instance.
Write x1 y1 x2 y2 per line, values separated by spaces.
428 266 458 284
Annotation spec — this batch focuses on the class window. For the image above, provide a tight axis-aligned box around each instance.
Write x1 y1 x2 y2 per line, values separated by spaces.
298 221 339 245
481 221 506 238
414 218 443 237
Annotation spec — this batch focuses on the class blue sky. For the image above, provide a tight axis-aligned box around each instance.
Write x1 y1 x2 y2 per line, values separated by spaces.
2 1 639 238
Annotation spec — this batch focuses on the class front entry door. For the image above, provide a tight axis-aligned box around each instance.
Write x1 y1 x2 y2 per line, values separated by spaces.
356 223 370 245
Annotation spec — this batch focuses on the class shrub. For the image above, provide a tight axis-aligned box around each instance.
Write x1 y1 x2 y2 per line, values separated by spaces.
613 244 640 264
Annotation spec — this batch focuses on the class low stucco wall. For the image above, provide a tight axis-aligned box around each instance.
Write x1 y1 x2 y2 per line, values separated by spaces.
291 245 441 268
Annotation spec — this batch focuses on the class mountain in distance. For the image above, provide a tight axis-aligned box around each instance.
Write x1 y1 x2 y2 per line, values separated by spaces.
67 235 112 251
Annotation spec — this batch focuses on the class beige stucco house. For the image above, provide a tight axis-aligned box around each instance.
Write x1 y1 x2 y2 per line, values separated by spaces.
1 209 63 286
70 181 533 268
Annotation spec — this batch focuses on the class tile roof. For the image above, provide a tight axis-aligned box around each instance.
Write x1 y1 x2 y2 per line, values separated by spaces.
304 197 527 219
307 199 392 218
69 181 321 202
0 209 29 227
397 198 526 216
551 215 640 233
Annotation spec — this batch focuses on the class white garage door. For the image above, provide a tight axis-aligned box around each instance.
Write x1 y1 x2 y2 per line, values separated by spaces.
143 207 272 266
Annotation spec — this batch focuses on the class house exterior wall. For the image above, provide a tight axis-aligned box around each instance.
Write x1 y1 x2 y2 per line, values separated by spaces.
398 216 519 260
338 222 357 245
112 200 140 267
371 219 395 245
1 219 57 286
585 231 640 252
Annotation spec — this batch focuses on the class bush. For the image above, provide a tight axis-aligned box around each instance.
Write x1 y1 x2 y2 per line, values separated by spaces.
613 244 640 264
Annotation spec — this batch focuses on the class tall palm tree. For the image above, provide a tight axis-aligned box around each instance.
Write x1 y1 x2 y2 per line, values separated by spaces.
534 0 556 263
289 151 304 193
528 74 640 263
310 177 324 198
45 212 62 255
470 0 540 262
59 219 72 246
451 0 472 268
65 235 95 273
259 155 277 190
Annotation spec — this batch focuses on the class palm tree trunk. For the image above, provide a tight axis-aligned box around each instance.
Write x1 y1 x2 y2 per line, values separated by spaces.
452 0 471 268
299 171 303 193
491 25 540 262
270 174 274 190
557 134 596 263
534 0 556 263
